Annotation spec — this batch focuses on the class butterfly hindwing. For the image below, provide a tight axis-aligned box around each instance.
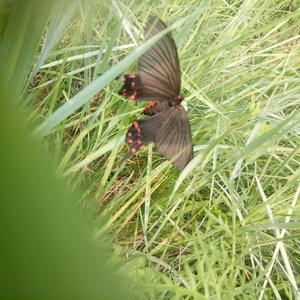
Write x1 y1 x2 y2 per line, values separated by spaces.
143 101 170 116
126 106 193 170
155 106 193 170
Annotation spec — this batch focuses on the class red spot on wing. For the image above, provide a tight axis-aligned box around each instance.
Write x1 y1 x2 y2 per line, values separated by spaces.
129 91 138 100
128 132 132 137
143 101 158 115
128 139 133 143
133 121 139 128
131 148 137 154
144 101 157 111
128 74 136 79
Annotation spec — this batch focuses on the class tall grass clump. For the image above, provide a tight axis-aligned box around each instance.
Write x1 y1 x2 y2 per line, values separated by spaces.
4 0 300 299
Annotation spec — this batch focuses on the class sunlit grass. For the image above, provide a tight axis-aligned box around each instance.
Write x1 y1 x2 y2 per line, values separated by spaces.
22 0 300 298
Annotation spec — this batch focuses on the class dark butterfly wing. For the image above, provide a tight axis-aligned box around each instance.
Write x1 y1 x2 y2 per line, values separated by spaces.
119 18 181 102
119 76 169 114
121 17 192 169
143 101 170 116
126 106 193 170
155 106 193 170
119 73 141 101
138 18 181 101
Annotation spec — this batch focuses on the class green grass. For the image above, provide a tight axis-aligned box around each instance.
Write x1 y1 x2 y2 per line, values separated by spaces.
11 0 300 299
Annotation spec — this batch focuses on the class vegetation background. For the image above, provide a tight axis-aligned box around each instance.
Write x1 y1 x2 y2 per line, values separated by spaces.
1 0 299 299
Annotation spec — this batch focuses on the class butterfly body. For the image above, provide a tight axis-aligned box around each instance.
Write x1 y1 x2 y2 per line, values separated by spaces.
119 18 193 170
171 95 183 106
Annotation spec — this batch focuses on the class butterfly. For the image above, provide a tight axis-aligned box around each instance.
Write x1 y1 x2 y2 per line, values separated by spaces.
119 18 193 170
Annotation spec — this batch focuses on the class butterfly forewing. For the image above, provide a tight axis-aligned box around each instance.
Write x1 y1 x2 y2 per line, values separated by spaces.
119 18 181 102
138 18 181 101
